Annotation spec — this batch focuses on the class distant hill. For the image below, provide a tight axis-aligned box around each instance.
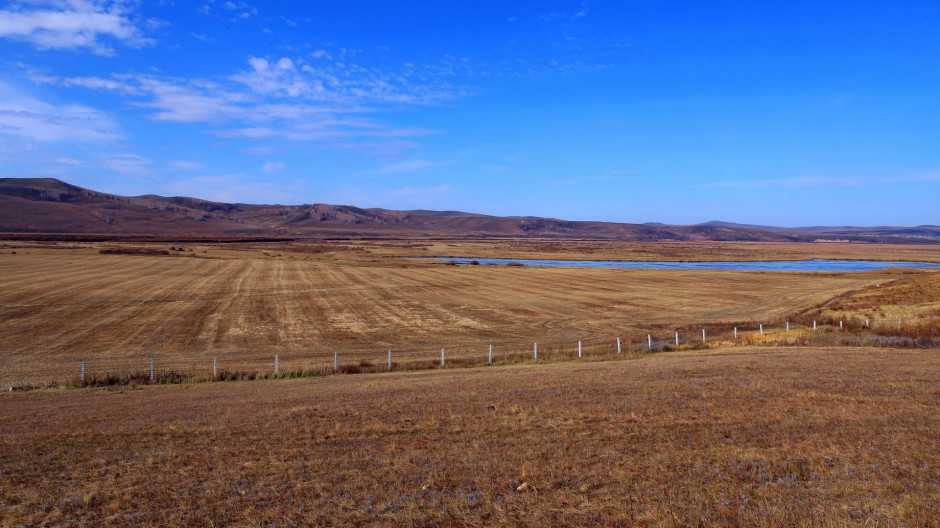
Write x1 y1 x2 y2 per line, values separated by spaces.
697 220 940 242
1 178 937 242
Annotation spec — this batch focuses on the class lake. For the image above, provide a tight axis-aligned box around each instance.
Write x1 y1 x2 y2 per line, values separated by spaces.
427 258 940 272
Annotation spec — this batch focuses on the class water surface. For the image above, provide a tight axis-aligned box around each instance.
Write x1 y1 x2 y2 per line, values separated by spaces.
427 258 940 272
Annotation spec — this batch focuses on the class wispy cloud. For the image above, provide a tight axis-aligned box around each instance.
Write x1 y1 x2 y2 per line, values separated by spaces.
539 1 590 23
52 156 83 165
702 173 940 189
189 32 212 43
103 153 151 176
0 0 154 55
31 53 454 151
169 160 201 170
704 176 847 188
0 80 121 142
165 173 301 203
378 159 435 174
231 54 462 105
260 159 283 172
197 0 257 21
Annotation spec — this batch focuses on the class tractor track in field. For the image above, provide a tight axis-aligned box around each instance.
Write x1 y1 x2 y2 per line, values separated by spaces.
0 252 890 385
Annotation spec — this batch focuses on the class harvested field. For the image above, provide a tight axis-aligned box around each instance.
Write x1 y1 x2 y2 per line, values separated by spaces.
0 251 894 386
1 347 937 526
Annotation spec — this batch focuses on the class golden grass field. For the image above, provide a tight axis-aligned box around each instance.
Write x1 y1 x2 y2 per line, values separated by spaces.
1 347 938 526
2 240 929 386
1 239 940 526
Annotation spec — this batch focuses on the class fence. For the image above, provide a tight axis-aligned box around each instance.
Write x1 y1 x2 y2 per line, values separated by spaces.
7 317 940 389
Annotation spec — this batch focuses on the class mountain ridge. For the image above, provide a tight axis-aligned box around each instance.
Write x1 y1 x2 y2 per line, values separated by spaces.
1 178 938 243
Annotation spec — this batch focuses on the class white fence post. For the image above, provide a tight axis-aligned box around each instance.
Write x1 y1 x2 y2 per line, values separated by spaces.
388 349 392 371
334 351 338 372
675 331 680 346
617 337 621 354
80 360 85 386
702 328 706 343
578 341 582 358
760 324 764 336
733 327 737 340
786 322 790 332
534 342 538 360
441 348 445 367
866 319 870 328
813 320 817 331
274 353 279 376
150 358 154 383
647 334 652 351
839 320 843 330
213 357 218 379
488 343 493 364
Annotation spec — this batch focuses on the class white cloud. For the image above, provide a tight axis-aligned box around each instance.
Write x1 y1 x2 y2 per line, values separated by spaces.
127 74 249 122
215 127 275 139
28 51 458 155
240 145 280 155
39 67 444 147
261 160 283 172
231 54 461 105
0 0 153 55
61 75 136 92
0 80 121 142
199 0 255 21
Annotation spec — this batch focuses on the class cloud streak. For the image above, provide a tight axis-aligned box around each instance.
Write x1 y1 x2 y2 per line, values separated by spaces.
378 159 436 174
261 160 283 172
702 173 940 189
232 54 461 106
0 0 154 55
32 53 455 151
0 80 120 142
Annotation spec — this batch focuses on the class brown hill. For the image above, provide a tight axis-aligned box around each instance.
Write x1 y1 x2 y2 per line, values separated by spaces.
0 178 935 242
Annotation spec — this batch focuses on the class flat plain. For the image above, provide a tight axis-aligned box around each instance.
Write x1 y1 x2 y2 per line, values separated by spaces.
1 239 939 526
2 240 932 386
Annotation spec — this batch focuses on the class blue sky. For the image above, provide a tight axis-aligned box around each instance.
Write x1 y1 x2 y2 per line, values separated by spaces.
1 1 938 226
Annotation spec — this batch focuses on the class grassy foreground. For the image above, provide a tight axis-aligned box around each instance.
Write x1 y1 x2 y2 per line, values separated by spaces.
1 347 938 526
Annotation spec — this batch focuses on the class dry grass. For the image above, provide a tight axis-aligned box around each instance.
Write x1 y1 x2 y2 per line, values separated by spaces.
1 347 938 526
784 269 940 339
0 248 894 386
2 240 939 525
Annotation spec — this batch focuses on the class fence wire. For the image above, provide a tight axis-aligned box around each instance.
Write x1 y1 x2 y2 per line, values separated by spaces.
4 318 937 388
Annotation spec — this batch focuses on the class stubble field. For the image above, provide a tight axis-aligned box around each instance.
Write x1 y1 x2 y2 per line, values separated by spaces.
1 239 939 526
1 347 938 526
0 243 908 386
